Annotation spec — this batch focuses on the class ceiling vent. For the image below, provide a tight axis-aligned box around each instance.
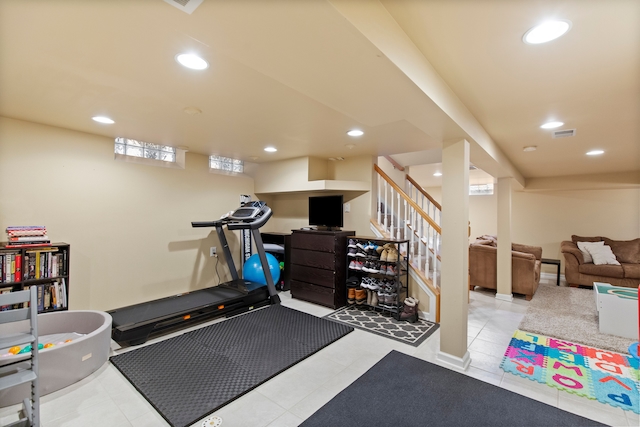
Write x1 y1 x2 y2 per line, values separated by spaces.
552 129 576 138
163 0 203 14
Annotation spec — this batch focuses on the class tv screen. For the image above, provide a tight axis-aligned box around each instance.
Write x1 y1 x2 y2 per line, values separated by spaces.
309 195 343 229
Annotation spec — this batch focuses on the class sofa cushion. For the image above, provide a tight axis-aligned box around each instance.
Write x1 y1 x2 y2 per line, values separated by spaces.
603 238 640 264
572 235 603 243
577 241 603 264
622 263 640 279
579 263 624 278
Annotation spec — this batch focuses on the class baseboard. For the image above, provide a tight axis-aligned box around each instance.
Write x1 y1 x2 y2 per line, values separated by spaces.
437 350 471 371
495 293 513 302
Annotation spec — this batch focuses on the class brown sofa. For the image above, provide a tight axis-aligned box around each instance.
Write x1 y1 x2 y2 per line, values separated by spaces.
469 236 542 300
560 235 640 288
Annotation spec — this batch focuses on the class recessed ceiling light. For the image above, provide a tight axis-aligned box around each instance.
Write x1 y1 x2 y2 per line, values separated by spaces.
264 146 277 153
523 20 572 44
433 172 442 177
586 150 604 156
540 121 564 129
347 130 364 137
92 116 114 124
523 146 537 152
175 53 209 70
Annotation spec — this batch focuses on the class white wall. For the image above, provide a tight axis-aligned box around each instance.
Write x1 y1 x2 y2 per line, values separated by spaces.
422 185 640 273
0 117 256 310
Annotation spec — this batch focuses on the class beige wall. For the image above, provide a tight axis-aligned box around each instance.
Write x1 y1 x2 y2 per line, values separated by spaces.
422 184 640 274
0 117 256 311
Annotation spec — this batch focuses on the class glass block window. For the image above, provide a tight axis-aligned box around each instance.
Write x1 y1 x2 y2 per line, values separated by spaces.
114 137 176 163
469 183 494 195
209 155 244 174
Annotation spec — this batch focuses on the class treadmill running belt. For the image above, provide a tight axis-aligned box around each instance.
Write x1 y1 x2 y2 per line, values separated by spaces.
110 286 250 326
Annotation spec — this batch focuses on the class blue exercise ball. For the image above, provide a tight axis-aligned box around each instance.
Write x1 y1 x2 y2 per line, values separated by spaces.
243 253 281 285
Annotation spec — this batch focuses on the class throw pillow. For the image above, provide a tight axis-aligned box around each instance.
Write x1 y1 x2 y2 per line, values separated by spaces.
576 241 604 264
587 244 621 266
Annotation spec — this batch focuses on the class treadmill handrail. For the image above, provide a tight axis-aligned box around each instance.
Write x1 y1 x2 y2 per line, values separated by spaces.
191 220 224 228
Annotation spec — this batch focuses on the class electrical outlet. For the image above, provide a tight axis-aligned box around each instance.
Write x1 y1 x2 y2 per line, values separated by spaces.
344 202 351 213
210 247 217 257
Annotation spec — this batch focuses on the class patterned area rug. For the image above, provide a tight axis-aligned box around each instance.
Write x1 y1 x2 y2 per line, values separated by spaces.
324 305 439 347
501 330 640 414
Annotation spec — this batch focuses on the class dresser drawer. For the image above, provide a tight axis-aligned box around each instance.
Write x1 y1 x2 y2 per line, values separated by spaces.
291 249 336 270
291 233 336 253
290 280 336 308
291 264 335 288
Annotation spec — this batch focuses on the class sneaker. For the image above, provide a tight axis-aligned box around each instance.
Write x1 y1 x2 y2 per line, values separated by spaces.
361 261 372 273
360 277 373 289
348 239 357 248
355 247 367 257
347 247 357 257
355 289 367 305
379 264 388 275
356 241 366 250
386 264 397 276
355 260 364 270
349 260 357 270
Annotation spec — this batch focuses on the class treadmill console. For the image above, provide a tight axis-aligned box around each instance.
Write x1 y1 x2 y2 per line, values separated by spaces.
228 201 267 222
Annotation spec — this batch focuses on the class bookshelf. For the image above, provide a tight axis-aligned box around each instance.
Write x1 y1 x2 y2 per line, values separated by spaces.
0 242 70 313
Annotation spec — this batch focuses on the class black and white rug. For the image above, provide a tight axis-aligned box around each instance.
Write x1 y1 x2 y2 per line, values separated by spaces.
324 305 438 347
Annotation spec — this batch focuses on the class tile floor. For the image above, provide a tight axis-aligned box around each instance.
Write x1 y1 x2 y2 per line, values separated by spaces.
1 277 636 426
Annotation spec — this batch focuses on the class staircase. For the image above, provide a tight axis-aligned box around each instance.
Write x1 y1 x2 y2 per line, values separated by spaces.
372 164 442 322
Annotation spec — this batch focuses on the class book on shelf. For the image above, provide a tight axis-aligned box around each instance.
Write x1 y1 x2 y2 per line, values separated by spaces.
8 235 50 242
3 241 52 248
6 226 47 238
14 254 22 282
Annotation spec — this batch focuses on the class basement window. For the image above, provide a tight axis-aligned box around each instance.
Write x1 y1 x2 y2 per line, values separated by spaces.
209 155 244 174
469 184 494 196
114 138 185 169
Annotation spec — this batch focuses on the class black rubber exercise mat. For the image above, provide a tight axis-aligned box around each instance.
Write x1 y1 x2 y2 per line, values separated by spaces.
302 350 606 427
110 305 353 427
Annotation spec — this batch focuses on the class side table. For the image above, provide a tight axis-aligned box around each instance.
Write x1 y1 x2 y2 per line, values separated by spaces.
541 258 561 286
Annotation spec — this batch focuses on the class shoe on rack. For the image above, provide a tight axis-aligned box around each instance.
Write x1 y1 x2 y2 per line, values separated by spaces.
355 289 367 305
355 247 367 257
366 290 372 305
346 275 360 288
347 247 357 257
386 245 399 263
348 239 357 248
386 264 397 276
368 261 381 273
371 291 379 307
378 263 387 275
349 260 357 270
356 241 366 251
347 288 356 305
399 298 418 323
362 261 373 273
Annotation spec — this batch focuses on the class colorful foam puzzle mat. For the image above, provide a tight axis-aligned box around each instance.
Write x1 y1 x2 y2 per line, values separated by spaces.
501 330 640 414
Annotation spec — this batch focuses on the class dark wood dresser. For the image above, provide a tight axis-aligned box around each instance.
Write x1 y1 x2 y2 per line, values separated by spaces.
290 229 355 309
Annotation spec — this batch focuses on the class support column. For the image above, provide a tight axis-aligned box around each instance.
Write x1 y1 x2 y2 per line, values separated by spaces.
496 177 513 302
437 139 471 370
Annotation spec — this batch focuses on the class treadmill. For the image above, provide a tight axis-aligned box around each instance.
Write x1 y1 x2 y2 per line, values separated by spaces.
109 201 281 346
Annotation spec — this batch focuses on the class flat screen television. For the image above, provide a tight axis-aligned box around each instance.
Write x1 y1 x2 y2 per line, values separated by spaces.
308 195 343 230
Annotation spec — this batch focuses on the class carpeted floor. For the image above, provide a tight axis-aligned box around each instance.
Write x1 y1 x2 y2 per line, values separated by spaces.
302 350 605 427
324 305 439 347
110 305 353 427
519 283 634 354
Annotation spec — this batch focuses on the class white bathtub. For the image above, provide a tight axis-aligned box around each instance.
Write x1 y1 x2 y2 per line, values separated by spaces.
0 310 112 406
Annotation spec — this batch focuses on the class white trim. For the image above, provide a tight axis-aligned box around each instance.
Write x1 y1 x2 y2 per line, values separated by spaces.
409 267 437 322
369 222 384 238
437 350 471 371
495 293 514 302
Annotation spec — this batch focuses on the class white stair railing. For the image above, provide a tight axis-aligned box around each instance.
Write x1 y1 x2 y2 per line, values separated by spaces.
374 165 442 291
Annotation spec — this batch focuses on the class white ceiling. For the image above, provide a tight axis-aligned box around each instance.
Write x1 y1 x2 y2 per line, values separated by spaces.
1 0 638 182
